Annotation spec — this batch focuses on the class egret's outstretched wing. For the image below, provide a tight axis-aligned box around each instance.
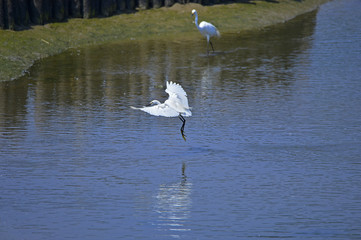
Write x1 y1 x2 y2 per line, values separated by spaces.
131 104 179 117
165 81 189 108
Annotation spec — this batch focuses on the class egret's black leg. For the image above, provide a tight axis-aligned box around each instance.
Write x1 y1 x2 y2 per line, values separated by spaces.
179 115 185 132
210 40 215 52
178 114 186 141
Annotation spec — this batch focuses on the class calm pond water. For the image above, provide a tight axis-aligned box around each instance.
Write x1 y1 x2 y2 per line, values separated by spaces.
1 0 361 239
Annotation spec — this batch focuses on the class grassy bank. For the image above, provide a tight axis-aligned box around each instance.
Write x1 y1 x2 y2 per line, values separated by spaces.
0 0 329 82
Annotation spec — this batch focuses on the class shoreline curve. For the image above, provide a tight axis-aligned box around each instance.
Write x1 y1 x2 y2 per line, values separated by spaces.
0 0 329 82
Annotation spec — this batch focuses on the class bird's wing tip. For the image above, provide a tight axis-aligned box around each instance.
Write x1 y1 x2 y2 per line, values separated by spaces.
166 81 187 97
167 81 177 86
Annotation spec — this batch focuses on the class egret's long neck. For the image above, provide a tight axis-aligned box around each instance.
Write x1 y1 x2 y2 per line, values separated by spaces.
194 13 199 29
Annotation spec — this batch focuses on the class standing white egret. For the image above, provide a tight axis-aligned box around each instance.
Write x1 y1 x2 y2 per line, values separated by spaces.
191 9 220 54
131 81 192 141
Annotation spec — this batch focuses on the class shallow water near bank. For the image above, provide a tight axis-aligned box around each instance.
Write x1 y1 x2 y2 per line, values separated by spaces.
1 0 361 239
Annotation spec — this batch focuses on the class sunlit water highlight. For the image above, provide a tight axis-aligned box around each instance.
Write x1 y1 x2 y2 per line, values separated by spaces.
1 0 361 239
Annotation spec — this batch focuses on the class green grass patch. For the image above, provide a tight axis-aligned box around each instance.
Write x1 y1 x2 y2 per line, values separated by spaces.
0 0 329 81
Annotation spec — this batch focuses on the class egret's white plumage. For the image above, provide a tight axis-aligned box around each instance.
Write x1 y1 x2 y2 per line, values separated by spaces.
131 81 191 117
191 9 220 53
131 81 192 140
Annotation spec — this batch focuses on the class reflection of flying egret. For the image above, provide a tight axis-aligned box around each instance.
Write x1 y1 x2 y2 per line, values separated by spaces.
191 9 220 54
131 81 192 141
153 163 192 237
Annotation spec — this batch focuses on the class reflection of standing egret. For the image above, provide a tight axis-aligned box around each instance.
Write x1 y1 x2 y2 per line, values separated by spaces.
191 9 220 54
131 81 192 141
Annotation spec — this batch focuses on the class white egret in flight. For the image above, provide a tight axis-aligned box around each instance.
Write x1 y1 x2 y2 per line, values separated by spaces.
191 9 220 54
131 81 192 141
